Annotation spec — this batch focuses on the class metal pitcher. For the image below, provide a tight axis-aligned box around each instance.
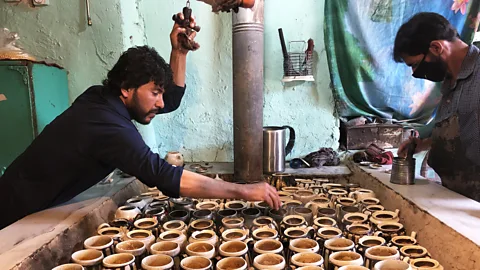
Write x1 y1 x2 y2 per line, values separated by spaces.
263 126 296 173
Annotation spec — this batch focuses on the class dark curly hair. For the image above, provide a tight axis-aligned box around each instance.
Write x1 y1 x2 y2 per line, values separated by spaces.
393 12 458 63
103 46 173 95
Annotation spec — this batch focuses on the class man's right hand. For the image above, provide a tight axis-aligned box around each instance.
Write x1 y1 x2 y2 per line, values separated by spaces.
179 170 281 210
398 137 431 158
238 182 281 210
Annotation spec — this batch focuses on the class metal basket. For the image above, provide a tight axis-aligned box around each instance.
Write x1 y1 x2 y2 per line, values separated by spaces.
282 41 314 82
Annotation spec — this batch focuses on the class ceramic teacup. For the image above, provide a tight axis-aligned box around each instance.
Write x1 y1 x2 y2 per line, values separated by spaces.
374 259 412 270
71 249 104 268
253 253 286 270
364 246 400 269
306 196 332 215
349 189 376 201
323 238 356 269
141 254 174 270
150 241 181 258
408 258 443 270
52 264 84 270
290 252 324 268
84 235 114 257
218 240 249 262
222 228 249 242
180 256 212 270
186 242 216 259
253 239 284 255
102 253 136 269
329 251 364 269
313 217 337 230
115 240 147 269
338 266 370 270
216 257 247 270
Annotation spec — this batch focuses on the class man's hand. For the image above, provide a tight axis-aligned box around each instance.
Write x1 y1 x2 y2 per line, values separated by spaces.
196 0 251 13
398 137 432 158
170 12 198 54
238 182 281 210
179 170 281 210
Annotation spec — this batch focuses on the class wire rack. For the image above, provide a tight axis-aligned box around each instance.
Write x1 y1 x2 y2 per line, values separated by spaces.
282 41 314 82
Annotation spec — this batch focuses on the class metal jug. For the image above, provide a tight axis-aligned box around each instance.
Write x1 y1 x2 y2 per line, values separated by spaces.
263 126 295 173
390 157 415 185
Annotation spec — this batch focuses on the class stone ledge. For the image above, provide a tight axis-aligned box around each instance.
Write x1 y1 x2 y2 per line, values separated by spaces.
348 162 480 270
185 162 352 178
0 174 146 270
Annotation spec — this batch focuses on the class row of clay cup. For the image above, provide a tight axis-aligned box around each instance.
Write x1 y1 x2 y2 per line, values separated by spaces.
52 243 175 270
278 184 411 241
115 197 279 232
319 237 443 270
279 185 387 222
317 223 437 266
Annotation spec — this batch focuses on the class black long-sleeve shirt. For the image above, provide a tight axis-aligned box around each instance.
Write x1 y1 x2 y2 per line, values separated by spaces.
0 84 185 229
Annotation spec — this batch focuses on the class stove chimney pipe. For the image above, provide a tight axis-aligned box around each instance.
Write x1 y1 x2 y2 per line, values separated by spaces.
232 0 264 183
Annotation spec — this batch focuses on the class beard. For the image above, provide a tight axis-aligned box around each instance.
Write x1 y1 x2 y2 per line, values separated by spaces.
129 91 158 125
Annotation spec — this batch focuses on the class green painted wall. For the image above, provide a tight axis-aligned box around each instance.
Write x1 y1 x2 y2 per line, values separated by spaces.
140 0 339 162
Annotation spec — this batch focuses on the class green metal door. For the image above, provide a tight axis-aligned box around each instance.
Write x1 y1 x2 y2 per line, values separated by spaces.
0 65 35 173
31 63 69 133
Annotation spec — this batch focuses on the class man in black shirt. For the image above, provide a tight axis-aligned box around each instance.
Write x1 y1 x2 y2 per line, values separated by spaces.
0 15 280 229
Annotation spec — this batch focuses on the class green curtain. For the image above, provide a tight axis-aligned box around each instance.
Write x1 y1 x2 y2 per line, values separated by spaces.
325 0 480 121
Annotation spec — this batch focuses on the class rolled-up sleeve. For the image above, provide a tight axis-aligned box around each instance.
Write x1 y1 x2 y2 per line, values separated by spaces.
90 125 183 197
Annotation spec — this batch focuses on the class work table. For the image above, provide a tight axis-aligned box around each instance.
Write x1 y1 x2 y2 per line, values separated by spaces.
354 162 480 247
348 162 480 270
0 161 478 269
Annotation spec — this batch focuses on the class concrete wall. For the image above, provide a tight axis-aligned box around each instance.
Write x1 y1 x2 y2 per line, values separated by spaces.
0 0 339 162
141 0 339 161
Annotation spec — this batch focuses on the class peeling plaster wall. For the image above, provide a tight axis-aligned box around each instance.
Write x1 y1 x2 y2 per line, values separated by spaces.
141 0 339 162
118 0 160 153
0 0 125 102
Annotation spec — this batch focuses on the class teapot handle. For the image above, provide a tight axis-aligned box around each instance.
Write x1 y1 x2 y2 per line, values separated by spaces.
283 125 296 156
306 226 316 239
244 237 254 246
97 223 110 231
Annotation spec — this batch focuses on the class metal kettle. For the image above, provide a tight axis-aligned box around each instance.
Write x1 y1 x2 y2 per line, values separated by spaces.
263 126 296 173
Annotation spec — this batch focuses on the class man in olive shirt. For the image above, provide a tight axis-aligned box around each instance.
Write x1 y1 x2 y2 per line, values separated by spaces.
395 12 480 202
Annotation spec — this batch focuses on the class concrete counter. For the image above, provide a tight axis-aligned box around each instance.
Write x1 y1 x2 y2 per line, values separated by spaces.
0 172 147 270
1 162 478 269
348 162 480 270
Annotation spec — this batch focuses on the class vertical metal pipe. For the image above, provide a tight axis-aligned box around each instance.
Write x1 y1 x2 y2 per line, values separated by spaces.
232 0 264 183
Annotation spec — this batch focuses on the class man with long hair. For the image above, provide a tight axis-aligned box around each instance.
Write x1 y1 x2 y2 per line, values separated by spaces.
0 14 280 229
